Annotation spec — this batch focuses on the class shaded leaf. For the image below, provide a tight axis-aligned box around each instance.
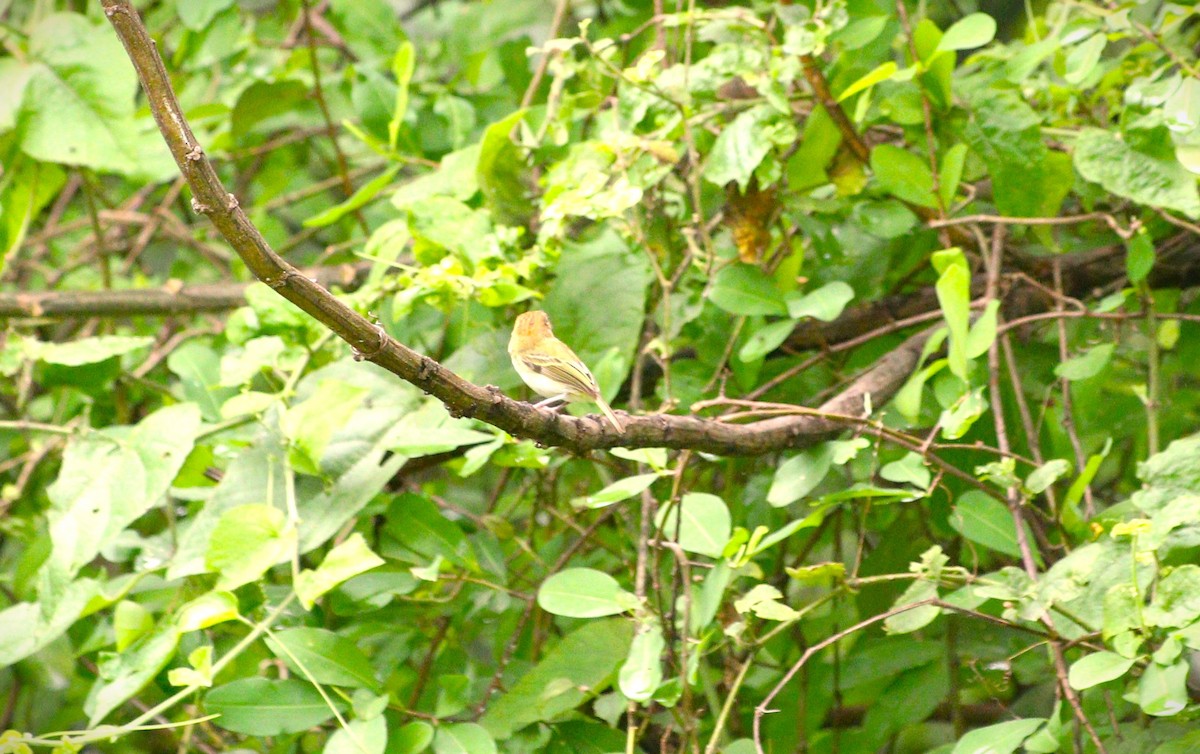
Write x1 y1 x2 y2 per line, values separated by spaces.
619 624 665 702
656 493 732 558
480 619 634 739
710 263 787 316
1068 651 1135 690
537 569 633 618
267 628 380 690
936 13 997 52
1074 128 1200 218
205 678 341 735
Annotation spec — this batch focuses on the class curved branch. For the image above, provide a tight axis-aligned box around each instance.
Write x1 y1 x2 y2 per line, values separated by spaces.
101 0 931 457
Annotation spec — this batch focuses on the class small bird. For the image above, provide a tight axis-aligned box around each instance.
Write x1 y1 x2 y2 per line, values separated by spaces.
508 310 624 433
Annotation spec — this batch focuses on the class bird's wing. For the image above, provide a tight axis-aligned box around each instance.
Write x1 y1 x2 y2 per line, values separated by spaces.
518 350 600 399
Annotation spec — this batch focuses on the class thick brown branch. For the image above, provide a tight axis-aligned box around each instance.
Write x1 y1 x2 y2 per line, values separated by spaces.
798 54 870 164
100 0 928 457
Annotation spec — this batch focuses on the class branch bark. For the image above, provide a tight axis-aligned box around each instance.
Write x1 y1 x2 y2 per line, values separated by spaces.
99 0 929 457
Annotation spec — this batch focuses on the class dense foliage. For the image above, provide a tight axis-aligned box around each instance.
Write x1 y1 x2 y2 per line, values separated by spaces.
2 1 1200 753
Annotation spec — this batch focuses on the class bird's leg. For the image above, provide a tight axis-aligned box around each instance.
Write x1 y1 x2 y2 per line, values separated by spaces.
534 394 568 409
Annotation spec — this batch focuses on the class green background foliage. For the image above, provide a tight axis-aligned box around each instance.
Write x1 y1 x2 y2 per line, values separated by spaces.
2 0 1200 752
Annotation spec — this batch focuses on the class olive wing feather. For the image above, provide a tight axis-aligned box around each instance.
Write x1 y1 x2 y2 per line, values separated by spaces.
518 352 601 399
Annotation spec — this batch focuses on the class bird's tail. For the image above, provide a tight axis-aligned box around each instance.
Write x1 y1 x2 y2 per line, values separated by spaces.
595 397 624 433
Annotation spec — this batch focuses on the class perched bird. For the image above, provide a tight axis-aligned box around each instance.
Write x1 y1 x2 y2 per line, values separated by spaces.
508 310 623 433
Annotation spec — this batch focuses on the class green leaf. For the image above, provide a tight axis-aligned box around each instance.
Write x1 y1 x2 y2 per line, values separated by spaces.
168 340 239 422
964 300 1000 359
710 263 788 316
323 715 386 754
383 494 476 570
386 425 495 456
1054 344 1114 381
282 378 369 475
884 580 940 634
304 164 401 227
169 646 215 689
949 491 1038 562
267 628 380 690
205 678 341 735
914 19 953 107
392 144 480 209
895 356 947 421
389 41 415 149
785 561 846 586
113 601 152 652
1022 702 1066 754
961 94 1071 218
933 249 971 379
537 569 633 618
1005 37 1057 82
43 404 201 591
205 504 296 590
18 14 172 176
1026 459 1071 495
753 509 830 557
391 722 435 754
435 675 470 717
833 15 888 50
34 335 153 366
619 624 665 702
854 200 918 239
328 0 403 61
0 581 98 667
767 444 834 507
407 196 494 266
608 447 669 470
1 159 67 270
880 453 932 490
177 0 236 31
1144 565 1200 628
86 622 181 725
1064 33 1106 85
1126 229 1156 284
1137 660 1188 717
175 591 239 633
705 105 789 190
477 109 531 226
572 473 661 510
0 58 34 132
1067 651 1136 690
938 143 968 207
1062 440 1110 530
655 493 732 558
870 145 937 207
837 61 897 102
738 319 796 363
296 533 385 609
949 718 1044 754
434 723 497 754
733 584 800 621
480 619 634 739
785 281 855 321
1074 128 1200 218
936 13 997 53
